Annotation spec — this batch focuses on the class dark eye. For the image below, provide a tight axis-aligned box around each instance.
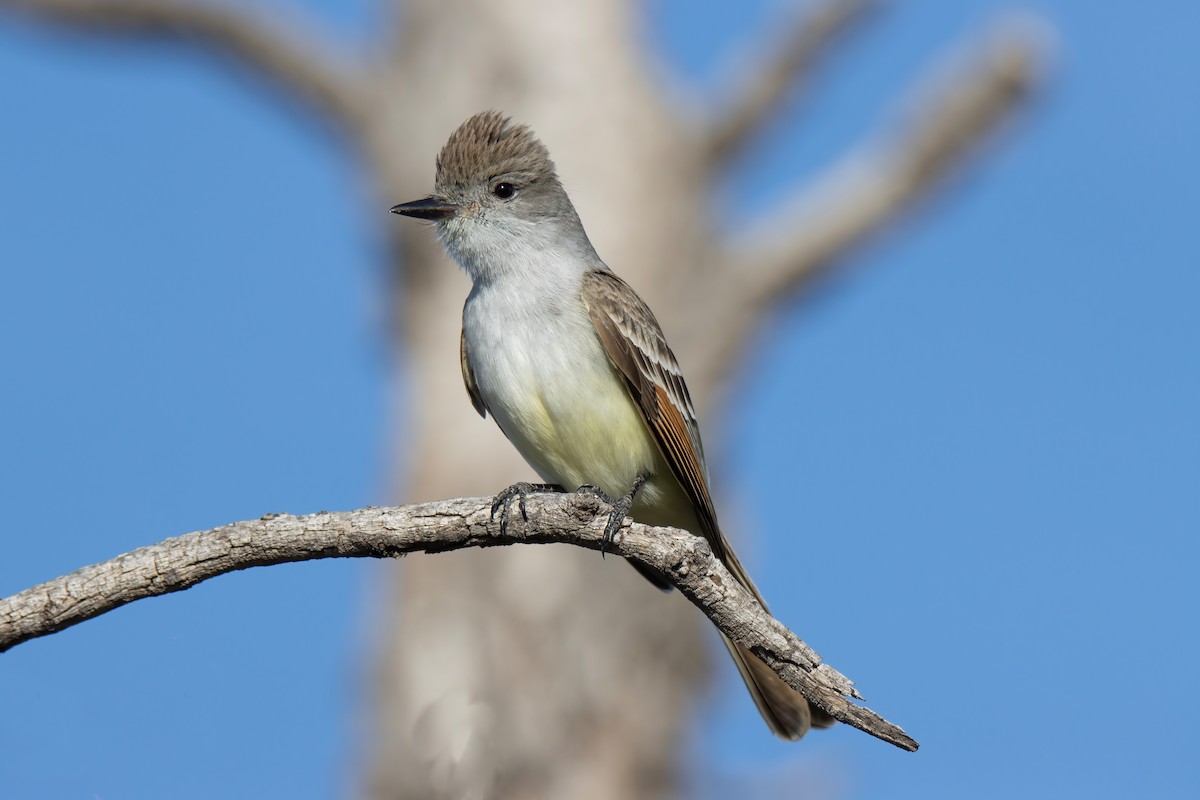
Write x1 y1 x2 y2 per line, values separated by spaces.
493 182 516 199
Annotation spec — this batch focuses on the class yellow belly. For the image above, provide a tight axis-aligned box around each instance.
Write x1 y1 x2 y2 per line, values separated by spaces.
475 343 693 529
492 349 656 497
500 374 696 532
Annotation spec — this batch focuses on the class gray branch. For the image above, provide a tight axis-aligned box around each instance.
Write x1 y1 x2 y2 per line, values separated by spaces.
1 0 367 131
0 494 918 752
704 0 877 165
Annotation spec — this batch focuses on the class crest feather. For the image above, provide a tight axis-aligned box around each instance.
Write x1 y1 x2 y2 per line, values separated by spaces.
435 111 556 191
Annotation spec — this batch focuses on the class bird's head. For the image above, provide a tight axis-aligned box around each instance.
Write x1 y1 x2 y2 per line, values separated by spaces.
391 111 590 281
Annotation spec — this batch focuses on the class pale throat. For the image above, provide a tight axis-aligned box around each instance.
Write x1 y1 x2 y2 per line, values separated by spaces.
439 212 591 288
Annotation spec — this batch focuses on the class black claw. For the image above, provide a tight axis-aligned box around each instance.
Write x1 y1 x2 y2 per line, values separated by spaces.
491 482 565 536
601 509 626 555
577 475 648 557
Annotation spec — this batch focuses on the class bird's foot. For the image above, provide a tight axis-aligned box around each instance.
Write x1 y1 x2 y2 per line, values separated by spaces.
491 482 565 536
576 474 647 556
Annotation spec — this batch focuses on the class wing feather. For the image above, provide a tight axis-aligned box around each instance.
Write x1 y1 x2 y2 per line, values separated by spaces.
460 324 488 419
581 268 828 739
581 268 726 563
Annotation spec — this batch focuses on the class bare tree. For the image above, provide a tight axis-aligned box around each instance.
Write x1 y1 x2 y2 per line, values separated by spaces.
1 1 1045 797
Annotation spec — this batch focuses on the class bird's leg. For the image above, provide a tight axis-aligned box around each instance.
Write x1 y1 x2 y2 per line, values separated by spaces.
577 473 648 556
491 482 566 536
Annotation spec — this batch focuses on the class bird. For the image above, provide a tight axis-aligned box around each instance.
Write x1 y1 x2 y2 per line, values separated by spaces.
390 110 832 740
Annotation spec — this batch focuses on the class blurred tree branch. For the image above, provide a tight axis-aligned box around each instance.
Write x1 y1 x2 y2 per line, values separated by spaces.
703 0 877 165
0 495 917 751
685 21 1044 390
732 24 1040 302
1 0 368 129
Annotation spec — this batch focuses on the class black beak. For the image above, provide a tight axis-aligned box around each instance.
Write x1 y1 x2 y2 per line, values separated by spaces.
390 196 458 220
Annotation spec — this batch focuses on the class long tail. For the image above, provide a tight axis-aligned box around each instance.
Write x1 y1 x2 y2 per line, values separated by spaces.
719 542 836 739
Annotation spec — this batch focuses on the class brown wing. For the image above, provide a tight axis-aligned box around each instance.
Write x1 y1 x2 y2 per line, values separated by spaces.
460 324 488 419
580 268 726 563
583 268 829 740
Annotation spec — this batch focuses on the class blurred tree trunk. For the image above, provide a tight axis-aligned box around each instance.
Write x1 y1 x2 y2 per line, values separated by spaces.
1 0 1044 797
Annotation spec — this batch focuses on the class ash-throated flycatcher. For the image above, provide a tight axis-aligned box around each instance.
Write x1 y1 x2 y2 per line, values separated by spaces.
391 111 832 740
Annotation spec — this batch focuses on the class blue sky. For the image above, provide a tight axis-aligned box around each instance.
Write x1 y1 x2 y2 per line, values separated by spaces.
2 2 1197 799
